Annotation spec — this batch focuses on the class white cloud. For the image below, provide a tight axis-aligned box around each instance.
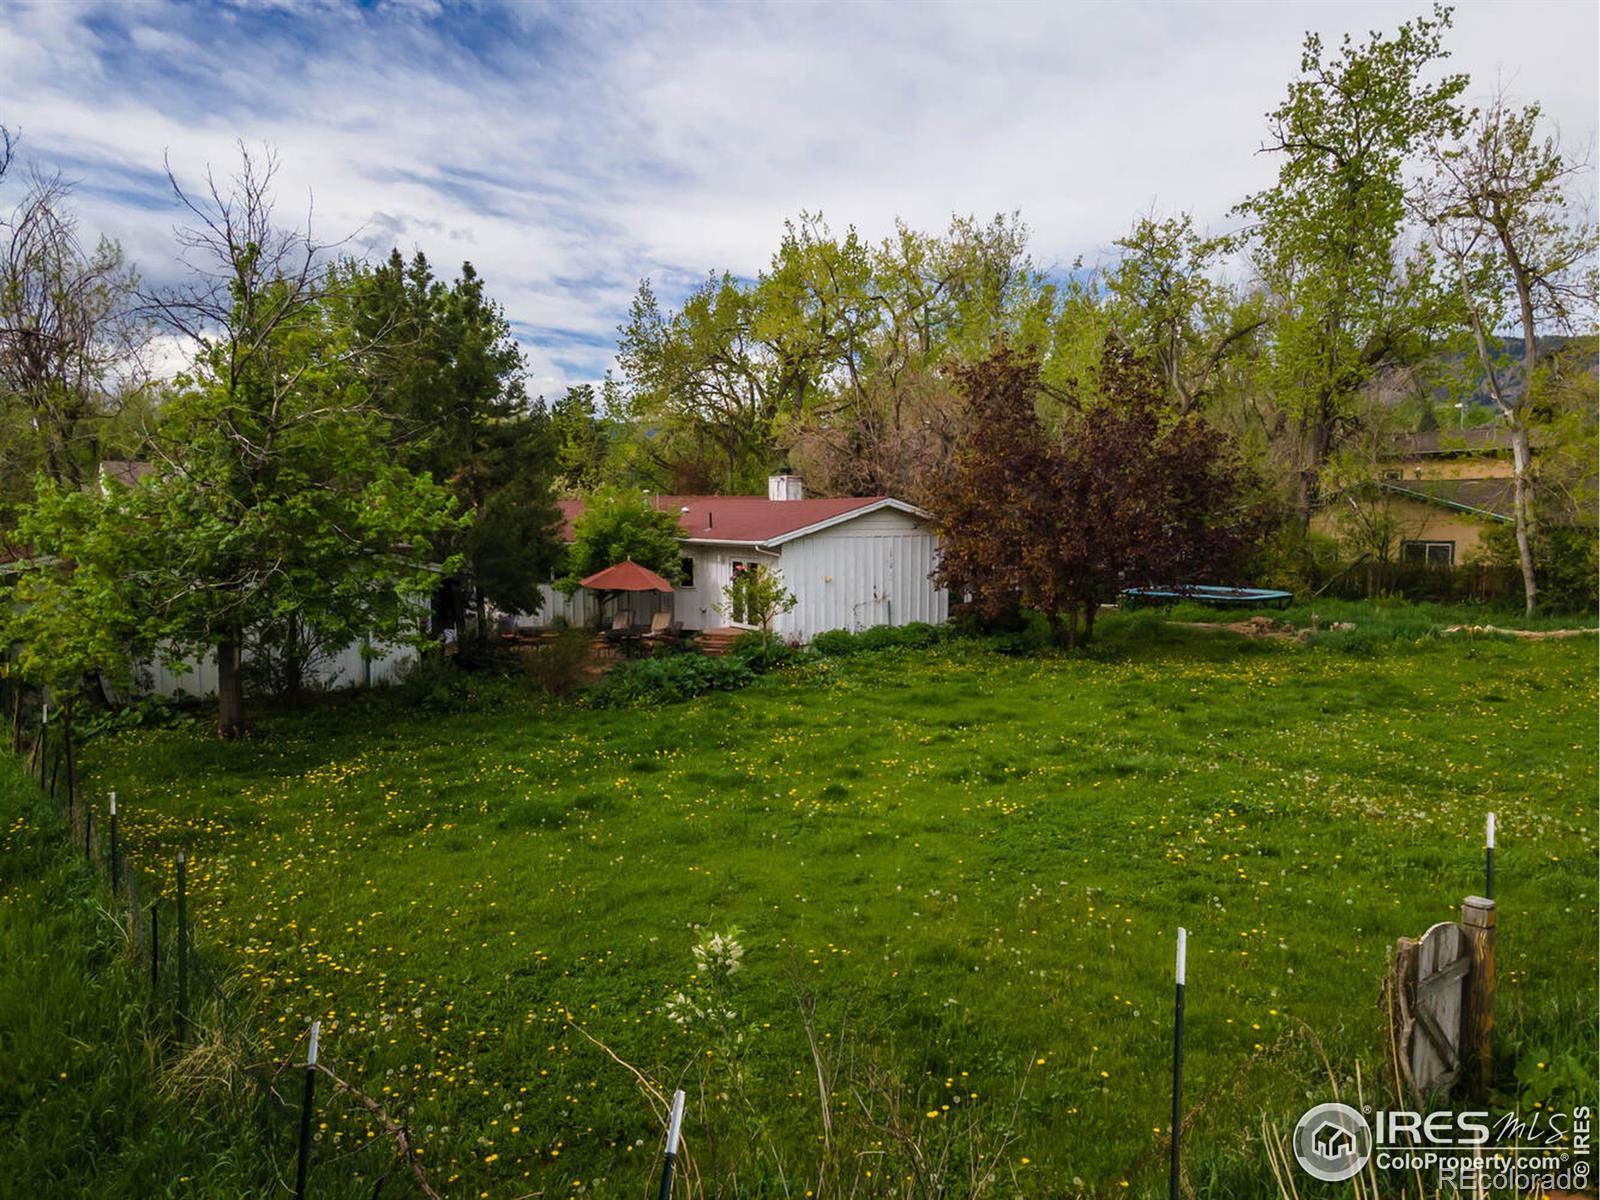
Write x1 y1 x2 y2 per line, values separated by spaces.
2 0 1593 391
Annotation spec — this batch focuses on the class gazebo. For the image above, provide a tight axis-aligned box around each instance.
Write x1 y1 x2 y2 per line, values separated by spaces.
578 558 676 631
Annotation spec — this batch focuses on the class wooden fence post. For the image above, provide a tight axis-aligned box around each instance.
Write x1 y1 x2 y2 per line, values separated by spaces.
1462 897 1496 1099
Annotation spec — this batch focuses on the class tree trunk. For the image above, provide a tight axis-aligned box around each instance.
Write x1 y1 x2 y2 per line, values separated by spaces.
1456 253 1539 616
1045 609 1064 647
283 615 305 702
216 634 245 739
1508 423 1539 615
1294 399 1335 532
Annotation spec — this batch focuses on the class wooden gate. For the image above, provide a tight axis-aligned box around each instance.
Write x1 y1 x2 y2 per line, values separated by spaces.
1390 920 1472 1097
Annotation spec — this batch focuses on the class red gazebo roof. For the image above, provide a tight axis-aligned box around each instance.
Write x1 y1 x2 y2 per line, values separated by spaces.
578 558 675 592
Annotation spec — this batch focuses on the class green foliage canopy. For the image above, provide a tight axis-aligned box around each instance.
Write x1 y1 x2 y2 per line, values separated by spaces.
558 486 684 594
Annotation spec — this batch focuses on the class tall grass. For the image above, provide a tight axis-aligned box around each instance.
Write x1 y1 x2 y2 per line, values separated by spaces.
0 762 269 1196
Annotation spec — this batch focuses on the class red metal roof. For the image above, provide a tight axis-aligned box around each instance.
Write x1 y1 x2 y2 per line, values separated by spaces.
556 494 887 544
578 558 676 592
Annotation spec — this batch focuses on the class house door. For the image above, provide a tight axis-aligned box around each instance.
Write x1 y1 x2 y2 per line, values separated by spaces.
727 560 758 628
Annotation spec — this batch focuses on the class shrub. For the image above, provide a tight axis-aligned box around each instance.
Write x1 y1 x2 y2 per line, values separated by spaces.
808 629 861 656
1252 524 1344 593
727 629 803 670
391 655 522 712
896 621 945 648
587 653 755 708
810 623 947 656
1475 522 1599 614
522 626 595 697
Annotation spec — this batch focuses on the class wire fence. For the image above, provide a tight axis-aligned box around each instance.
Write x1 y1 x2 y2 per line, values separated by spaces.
4 679 442 1199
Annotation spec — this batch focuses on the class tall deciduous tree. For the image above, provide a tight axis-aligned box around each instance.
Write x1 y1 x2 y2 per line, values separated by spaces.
1104 214 1262 415
1238 6 1469 531
0 170 148 496
135 147 459 735
932 345 1260 646
0 473 151 804
613 212 1053 501
617 273 792 493
1417 91 1598 613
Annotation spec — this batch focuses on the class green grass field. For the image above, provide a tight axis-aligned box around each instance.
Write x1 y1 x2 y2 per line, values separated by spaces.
11 610 1597 1197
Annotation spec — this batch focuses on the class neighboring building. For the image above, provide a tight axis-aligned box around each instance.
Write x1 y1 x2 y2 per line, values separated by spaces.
543 475 948 641
1312 426 1515 565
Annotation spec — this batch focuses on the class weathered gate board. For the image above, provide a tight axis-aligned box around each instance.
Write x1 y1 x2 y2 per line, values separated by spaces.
1409 921 1471 1094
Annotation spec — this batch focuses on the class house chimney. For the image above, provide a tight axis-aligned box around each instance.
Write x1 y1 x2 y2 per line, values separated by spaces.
767 474 804 501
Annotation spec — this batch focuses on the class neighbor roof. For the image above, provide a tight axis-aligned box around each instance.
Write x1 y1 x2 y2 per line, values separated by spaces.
1379 478 1515 521
556 494 922 546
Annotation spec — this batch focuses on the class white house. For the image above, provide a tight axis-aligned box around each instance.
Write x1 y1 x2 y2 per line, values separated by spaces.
543 476 949 642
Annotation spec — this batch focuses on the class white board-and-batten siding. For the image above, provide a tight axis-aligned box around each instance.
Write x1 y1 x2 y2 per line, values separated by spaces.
139 638 416 700
772 508 947 642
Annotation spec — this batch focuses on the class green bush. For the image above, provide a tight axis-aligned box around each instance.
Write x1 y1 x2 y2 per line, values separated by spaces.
587 653 756 707
808 629 861 656
390 654 523 712
1476 522 1599 614
74 694 182 739
809 623 948 656
1252 523 1344 593
726 630 804 670
522 625 595 697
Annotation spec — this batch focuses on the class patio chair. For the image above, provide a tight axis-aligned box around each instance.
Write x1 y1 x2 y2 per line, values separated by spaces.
642 612 675 641
601 612 631 643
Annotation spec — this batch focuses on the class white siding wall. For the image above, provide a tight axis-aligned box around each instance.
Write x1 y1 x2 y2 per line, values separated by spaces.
531 584 601 628
140 637 417 699
771 510 947 642
678 545 778 630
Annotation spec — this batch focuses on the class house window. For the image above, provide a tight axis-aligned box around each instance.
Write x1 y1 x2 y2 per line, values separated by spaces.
679 556 695 588
1401 540 1455 566
1382 469 1402 481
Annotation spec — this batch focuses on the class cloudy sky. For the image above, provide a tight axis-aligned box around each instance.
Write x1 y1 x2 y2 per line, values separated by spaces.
1 0 1594 395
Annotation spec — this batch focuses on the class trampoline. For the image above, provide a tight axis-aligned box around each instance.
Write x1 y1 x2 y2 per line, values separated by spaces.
1120 584 1294 610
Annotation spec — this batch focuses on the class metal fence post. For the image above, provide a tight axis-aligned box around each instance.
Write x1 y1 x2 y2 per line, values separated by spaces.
176 851 188 1044
108 793 119 895
295 1021 321 1200
1170 927 1187 1200
657 1089 686 1200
